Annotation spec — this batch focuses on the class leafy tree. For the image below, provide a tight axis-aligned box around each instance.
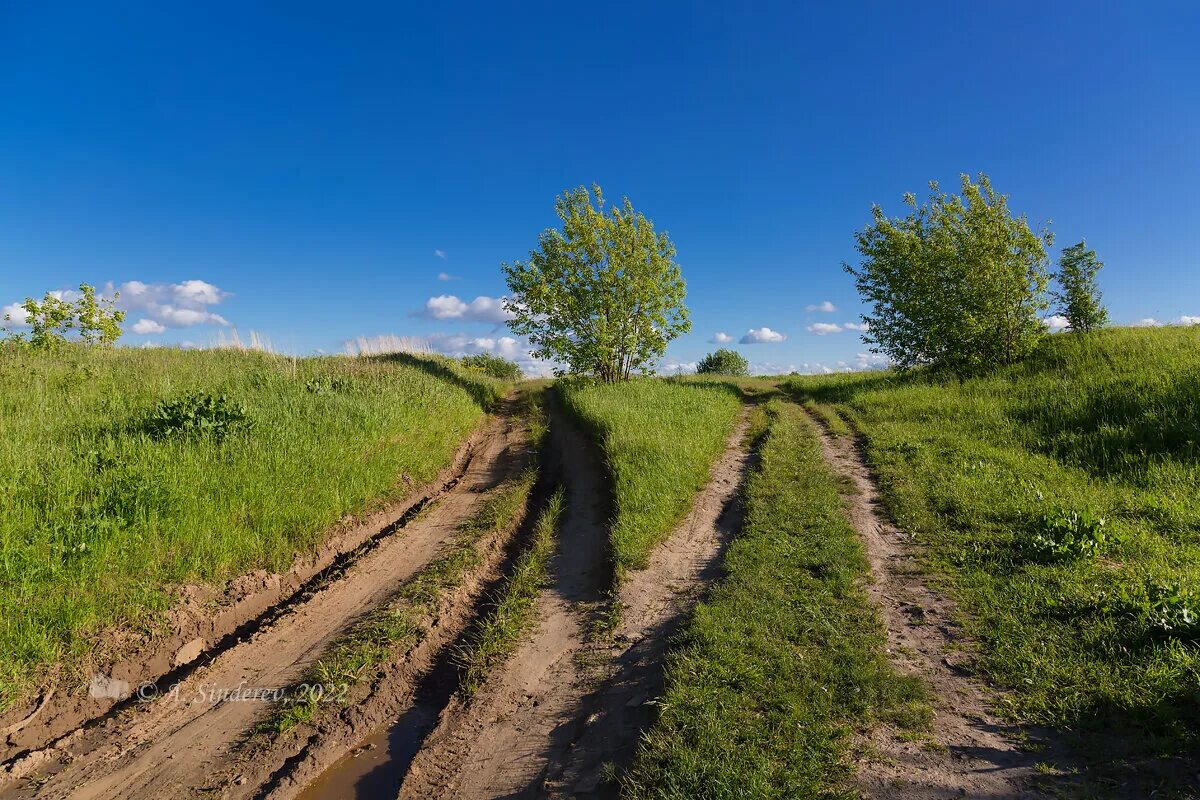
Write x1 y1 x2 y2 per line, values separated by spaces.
1051 240 1108 333
2 283 126 350
697 348 749 376
845 174 1053 375
503 185 690 382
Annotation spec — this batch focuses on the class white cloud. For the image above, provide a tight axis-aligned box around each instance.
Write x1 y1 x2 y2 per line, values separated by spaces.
111 279 230 329
131 318 166 335
796 362 834 375
5 279 232 333
807 322 843 336
1044 315 1071 333
2 302 29 326
710 332 733 344
661 358 698 375
748 361 799 376
435 249 447 259
843 321 870 331
342 331 554 377
172 279 224 307
740 327 786 344
1178 315 1200 326
806 300 837 313
854 352 889 371
422 295 513 324
437 271 459 281
1133 318 1162 327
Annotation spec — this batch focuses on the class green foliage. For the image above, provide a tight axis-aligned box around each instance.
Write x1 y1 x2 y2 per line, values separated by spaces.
144 391 253 441
784 326 1200 774
2 283 126 349
845 174 1053 374
624 402 925 798
504 185 691 382
1144 579 1199 637
459 352 523 381
558 378 740 581
1052 240 1109 333
1029 505 1110 561
0 346 491 711
696 348 749 376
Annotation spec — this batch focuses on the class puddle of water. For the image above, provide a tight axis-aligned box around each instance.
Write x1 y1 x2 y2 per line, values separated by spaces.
296 704 439 800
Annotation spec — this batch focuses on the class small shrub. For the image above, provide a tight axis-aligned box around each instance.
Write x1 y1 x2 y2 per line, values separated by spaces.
1145 579 1199 637
460 353 522 381
1028 506 1109 560
696 348 749 376
144 391 253 441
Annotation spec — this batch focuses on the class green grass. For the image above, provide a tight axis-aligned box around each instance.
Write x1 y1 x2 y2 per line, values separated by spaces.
0 345 509 711
784 326 1200 766
558 378 741 580
803 399 852 437
623 401 925 799
266 469 537 732
457 486 564 698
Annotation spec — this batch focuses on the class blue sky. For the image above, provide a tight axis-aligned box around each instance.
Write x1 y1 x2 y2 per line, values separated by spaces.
2 2 1198 373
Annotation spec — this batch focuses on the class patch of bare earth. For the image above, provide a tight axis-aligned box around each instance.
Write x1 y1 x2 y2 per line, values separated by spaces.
802 408 1080 800
0 408 529 800
400 404 752 800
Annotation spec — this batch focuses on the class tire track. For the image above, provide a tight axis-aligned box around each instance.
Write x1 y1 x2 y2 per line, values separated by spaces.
400 403 753 799
0 409 529 800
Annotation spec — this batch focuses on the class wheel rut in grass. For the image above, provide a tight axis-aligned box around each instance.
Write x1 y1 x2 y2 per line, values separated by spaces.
801 406 1069 800
400 403 753 800
0 406 531 800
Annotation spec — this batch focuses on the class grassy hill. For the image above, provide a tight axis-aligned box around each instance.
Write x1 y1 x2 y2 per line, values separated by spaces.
559 378 742 582
0 346 508 711
785 326 1200 766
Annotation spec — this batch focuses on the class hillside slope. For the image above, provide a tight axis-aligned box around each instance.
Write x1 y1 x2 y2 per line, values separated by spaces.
0 346 506 713
786 326 1200 781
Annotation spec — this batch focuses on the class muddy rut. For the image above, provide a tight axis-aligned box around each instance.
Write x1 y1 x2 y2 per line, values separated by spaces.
802 408 1065 800
401 404 752 800
0 410 529 800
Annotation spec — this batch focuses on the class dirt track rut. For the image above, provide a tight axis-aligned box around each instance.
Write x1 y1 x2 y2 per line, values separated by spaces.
802 407 1053 799
0 411 527 800
401 404 752 799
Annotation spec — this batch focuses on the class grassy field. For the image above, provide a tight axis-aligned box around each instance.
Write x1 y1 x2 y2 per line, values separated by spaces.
785 327 1200 766
0 345 508 711
558 378 741 580
623 401 924 798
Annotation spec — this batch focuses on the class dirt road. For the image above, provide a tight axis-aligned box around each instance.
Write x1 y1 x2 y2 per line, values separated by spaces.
0 410 529 800
802 407 1053 800
401 404 752 799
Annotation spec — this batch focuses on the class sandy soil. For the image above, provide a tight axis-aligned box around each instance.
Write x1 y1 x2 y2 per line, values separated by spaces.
400 403 752 800
0 409 528 800
802 408 1061 800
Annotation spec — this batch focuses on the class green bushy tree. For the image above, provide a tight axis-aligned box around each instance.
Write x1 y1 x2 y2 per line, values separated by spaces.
696 348 749 376
460 352 522 381
1052 240 1108 333
503 185 691 382
845 174 1053 375
2 283 125 350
